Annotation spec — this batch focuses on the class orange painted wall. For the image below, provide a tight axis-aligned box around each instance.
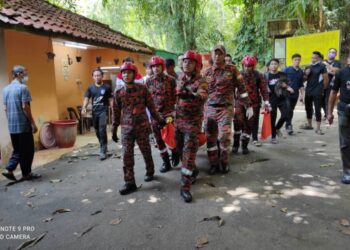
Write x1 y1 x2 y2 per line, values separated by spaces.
89 48 151 75
53 42 92 119
53 44 152 119
4 30 59 130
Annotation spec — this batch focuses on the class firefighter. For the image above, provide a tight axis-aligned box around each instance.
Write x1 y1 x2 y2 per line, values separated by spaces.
111 62 165 195
175 50 208 202
145 56 179 172
232 55 270 154
204 45 253 175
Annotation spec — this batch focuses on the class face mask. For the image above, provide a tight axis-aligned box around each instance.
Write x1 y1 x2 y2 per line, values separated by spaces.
328 52 336 60
22 76 29 84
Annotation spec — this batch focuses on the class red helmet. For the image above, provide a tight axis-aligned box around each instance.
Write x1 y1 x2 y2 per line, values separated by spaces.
183 50 202 72
242 55 257 67
196 53 203 71
149 56 165 71
120 62 138 75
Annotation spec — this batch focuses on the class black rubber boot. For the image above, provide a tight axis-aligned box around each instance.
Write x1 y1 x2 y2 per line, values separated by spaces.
180 189 192 203
119 183 137 195
221 163 230 174
208 164 219 175
171 150 180 167
232 133 240 154
242 139 250 155
217 140 221 158
144 175 154 182
160 155 172 173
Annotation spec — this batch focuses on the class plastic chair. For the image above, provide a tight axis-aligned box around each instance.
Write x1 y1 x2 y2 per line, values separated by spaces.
77 106 92 132
67 107 83 134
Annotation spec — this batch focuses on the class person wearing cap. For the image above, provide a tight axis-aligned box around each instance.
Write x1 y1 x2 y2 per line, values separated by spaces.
2 65 41 182
232 55 270 154
175 50 208 202
204 45 253 175
112 62 165 195
327 54 350 184
145 56 179 173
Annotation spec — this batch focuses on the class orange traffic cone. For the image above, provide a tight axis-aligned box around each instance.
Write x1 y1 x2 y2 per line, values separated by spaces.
260 111 272 140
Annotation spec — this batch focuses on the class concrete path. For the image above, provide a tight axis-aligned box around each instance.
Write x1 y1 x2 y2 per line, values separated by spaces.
1 109 350 250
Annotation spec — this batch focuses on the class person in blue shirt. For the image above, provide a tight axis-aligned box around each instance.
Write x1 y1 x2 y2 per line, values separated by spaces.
284 53 305 135
2 65 41 181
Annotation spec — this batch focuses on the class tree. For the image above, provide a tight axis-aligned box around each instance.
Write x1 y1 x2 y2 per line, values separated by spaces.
225 0 349 66
48 0 77 11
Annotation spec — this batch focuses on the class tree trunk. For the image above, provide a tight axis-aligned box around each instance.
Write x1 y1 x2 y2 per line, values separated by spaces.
318 0 325 31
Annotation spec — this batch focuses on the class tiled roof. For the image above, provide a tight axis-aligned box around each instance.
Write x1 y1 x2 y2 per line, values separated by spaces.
0 0 154 54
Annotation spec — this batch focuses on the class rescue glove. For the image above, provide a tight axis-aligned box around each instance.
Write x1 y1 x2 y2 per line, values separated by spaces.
166 117 173 124
246 106 254 120
111 125 119 143
158 119 167 129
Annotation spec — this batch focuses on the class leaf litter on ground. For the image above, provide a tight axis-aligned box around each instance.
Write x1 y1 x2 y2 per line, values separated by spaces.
52 208 71 215
195 235 209 248
15 232 47 250
110 218 122 225
74 225 96 238
200 216 224 227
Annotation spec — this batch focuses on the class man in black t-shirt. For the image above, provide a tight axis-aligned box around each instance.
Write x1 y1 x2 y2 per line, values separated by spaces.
322 48 342 118
302 51 329 134
328 54 350 184
82 68 113 160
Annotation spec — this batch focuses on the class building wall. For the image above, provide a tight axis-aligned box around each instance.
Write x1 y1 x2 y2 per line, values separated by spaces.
53 44 152 119
89 48 150 75
52 42 92 119
4 30 59 147
0 28 12 168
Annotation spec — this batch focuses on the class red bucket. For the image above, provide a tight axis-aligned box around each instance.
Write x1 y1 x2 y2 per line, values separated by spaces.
51 120 78 148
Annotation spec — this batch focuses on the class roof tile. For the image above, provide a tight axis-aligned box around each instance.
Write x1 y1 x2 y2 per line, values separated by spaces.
0 0 153 54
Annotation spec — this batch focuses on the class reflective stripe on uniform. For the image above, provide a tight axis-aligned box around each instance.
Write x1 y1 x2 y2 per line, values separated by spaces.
159 148 168 153
181 167 193 176
240 92 248 98
234 131 242 135
207 146 218 152
242 133 250 139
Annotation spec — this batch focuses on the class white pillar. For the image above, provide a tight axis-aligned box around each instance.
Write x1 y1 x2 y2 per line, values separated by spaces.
0 28 11 168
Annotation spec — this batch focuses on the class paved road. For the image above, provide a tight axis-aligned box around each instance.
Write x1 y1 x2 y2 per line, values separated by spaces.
1 110 350 250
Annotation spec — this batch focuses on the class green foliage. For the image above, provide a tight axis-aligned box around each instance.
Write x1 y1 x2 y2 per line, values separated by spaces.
226 0 350 66
45 0 349 60
48 0 77 11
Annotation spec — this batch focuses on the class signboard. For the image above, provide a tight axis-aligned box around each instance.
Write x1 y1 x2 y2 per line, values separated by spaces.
286 30 341 66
